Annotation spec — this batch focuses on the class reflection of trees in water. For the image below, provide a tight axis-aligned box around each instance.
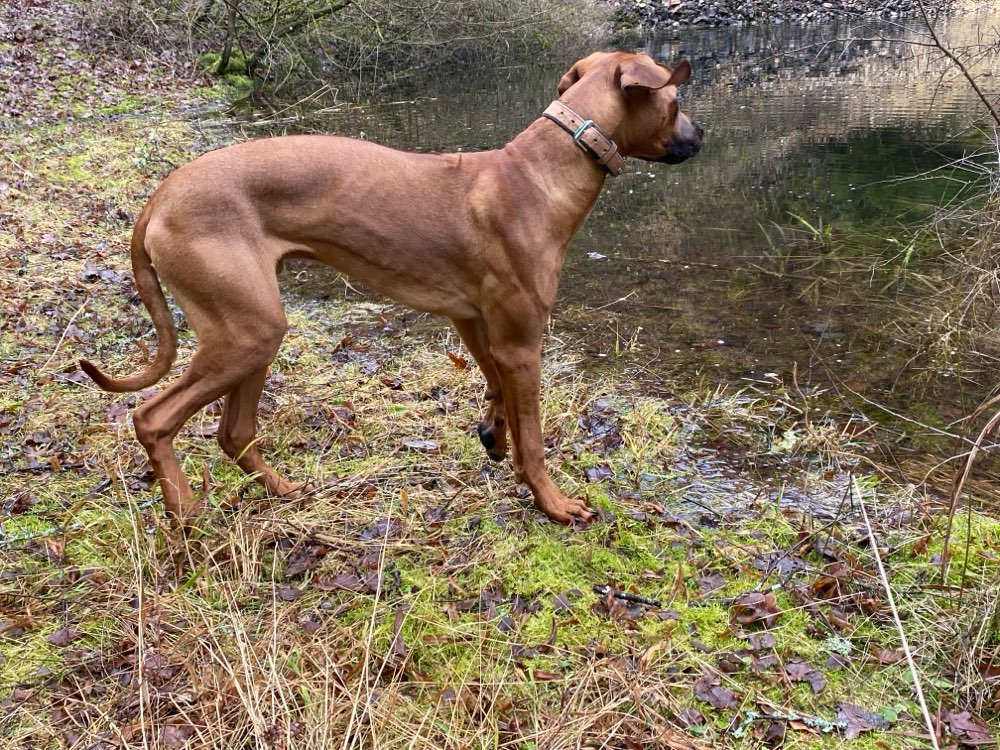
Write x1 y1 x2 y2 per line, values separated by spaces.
647 17 942 87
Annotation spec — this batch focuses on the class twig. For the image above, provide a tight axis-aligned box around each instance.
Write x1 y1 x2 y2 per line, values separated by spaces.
732 709 845 738
592 585 661 608
852 476 941 750
39 298 88 373
0 462 86 476
944 392 1000 585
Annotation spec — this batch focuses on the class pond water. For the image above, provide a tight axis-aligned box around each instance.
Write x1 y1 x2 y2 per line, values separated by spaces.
239 13 999 478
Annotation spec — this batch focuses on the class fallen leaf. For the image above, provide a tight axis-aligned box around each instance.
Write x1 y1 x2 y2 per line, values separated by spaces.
698 572 726 596
716 652 745 674
747 632 776 651
144 652 181 685
763 720 785 747
285 544 328 577
46 627 83 647
825 653 849 670
162 718 196 748
945 710 995 746
731 591 782 629
278 585 300 601
392 607 408 659
693 673 738 710
784 658 826 694
675 706 704 728
314 573 366 592
869 643 903 665
836 703 889 740
553 592 575 613
584 463 613 483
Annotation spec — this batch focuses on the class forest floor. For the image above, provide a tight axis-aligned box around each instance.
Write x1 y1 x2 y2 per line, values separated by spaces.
2 1 998 748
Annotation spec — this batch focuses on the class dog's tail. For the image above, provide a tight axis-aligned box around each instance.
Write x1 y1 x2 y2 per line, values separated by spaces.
79 209 178 392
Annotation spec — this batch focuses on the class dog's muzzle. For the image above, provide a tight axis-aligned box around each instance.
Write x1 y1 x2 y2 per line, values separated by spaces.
661 120 704 165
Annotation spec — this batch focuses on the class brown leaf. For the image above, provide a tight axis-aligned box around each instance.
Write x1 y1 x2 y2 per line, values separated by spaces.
553 592 575 613
27 538 65 564
446 350 468 369
869 643 903 665
977 653 1000 679
698 572 726 596
716 652 745 674
162 718 196 748
693 673 738 710
314 573 366 592
4 493 37 515
584 464 613 483
392 607 408 660
825 653 849 671
278 585 300 601
747 632 776 651
945 710 995 746
784 658 826 694
731 591 782 629
530 670 562 681
675 707 705 728
144 652 181 685
836 703 889 740
751 653 781 673
763 720 786 747
46 627 83 647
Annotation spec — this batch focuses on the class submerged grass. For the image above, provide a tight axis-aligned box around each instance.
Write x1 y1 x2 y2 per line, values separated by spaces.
3 7 1000 748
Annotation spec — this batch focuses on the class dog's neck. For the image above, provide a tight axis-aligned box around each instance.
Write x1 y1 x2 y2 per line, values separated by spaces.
541 101 625 176
503 89 627 200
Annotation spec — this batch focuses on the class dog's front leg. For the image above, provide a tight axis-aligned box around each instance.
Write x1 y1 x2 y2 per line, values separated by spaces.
452 317 508 461
488 325 594 525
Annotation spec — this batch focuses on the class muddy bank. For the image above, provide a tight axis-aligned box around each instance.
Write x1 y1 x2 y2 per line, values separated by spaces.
607 0 953 29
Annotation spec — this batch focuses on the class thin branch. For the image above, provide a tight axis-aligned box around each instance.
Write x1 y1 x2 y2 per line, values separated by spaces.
918 0 1000 127
853 477 942 750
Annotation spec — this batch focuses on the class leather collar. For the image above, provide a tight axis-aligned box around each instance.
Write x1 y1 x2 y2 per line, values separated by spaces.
542 101 626 177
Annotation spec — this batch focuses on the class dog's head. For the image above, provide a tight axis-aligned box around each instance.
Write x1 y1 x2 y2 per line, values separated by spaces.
557 52 703 165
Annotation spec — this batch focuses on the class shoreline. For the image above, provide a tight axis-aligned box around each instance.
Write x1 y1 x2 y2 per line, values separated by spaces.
605 0 956 29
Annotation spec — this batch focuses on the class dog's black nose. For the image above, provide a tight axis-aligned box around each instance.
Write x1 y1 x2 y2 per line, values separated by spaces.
694 121 705 139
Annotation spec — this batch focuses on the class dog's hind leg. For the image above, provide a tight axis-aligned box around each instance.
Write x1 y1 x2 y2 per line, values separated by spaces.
131 269 289 521
452 317 508 462
217 367 309 497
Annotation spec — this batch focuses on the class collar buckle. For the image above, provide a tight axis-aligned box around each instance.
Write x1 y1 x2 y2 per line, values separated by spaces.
542 102 626 177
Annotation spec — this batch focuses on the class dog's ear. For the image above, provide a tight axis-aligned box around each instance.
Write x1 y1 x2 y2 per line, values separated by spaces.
557 62 581 96
666 59 692 87
620 56 691 91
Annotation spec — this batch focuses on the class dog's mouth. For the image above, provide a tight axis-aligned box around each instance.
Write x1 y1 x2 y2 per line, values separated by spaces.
659 139 702 164
658 120 704 165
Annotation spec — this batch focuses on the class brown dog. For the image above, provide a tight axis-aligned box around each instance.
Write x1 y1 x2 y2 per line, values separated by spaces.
80 51 703 525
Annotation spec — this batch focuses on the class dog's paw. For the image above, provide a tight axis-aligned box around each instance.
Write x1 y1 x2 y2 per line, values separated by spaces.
477 422 506 462
271 479 317 499
537 495 595 526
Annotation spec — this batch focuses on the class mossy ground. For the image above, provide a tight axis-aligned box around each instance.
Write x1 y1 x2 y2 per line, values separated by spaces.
2 4 999 748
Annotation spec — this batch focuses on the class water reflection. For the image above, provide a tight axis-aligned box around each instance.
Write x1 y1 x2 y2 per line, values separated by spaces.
245 14 997 438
